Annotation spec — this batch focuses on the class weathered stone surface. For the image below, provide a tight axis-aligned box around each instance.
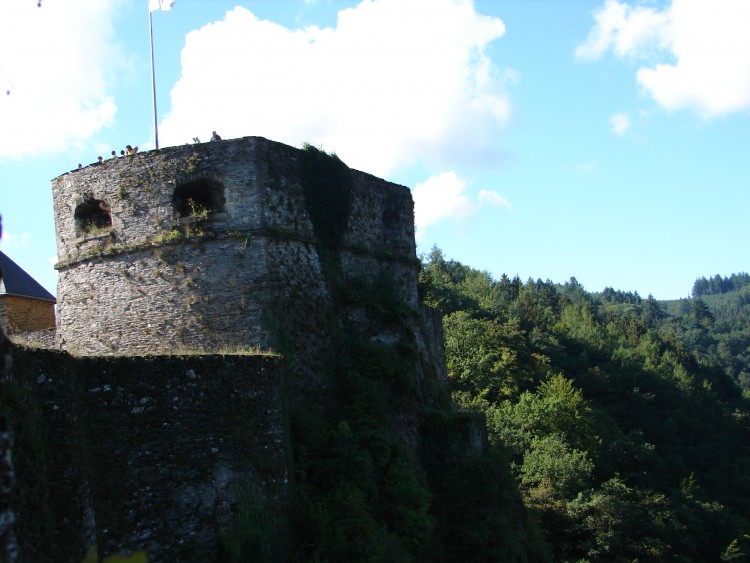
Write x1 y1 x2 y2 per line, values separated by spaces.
35 136 452 561
8 348 285 563
52 136 418 357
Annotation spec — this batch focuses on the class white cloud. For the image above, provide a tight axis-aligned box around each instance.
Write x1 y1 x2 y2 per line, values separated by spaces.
575 0 671 61
0 231 31 252
0 1 122 159
577 0 750 118
609 112 631 134
478 189 512 209
412 171 509 240
160 0 510 177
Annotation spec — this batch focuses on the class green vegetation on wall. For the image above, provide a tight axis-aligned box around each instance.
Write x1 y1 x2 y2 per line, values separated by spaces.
287 268 432 561
299 143 353 249
284 256 545 561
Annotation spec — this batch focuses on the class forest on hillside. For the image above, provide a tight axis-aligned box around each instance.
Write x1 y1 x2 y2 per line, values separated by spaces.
419 248 750 561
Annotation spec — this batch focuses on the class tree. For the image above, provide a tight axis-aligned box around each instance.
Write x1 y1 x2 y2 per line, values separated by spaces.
489 374 599 459
521 435 594 500
692 298 715 326
566 477 682 561
443 311 529 402
642 294 666 328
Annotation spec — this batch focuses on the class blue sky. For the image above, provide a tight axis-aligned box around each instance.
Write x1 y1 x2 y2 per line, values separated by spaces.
1 0 748 300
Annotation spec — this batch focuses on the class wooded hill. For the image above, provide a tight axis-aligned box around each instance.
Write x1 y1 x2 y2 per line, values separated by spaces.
419 247 750 561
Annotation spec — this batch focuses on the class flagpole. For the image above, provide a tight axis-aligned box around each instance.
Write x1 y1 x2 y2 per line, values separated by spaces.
149 7 160 150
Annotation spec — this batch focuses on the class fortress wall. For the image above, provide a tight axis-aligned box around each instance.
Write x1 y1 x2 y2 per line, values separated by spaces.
56 237 272 355
339 251 420 307
54 233 340 357
29 138 458 561
345 170 416 258
53 136 418 356
7 347 287 562
52 138 274 265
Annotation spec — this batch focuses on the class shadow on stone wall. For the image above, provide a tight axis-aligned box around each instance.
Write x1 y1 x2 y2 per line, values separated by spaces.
2 347 287 562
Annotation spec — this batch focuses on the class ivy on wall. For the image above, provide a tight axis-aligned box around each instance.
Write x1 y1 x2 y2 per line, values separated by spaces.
299 144 353 249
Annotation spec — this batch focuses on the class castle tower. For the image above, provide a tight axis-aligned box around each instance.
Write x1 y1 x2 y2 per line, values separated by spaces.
52 136 418 355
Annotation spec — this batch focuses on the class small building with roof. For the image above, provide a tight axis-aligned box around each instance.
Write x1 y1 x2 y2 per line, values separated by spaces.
0 250 56 333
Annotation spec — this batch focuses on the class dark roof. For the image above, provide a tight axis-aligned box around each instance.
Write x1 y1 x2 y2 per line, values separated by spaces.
0 250 56 302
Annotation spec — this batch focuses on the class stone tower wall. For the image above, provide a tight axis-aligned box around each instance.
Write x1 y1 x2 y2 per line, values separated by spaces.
52 136 417 355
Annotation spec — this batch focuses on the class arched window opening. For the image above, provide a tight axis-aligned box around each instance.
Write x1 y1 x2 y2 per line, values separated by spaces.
174 179 225 219
75 198 112 236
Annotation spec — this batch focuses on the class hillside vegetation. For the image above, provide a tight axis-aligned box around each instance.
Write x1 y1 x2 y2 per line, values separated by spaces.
420 247 750 561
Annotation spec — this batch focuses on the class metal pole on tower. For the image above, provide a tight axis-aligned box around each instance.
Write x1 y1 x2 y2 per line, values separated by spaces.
149 8 160 150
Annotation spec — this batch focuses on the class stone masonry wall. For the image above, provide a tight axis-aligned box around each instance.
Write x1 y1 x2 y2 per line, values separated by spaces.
34 137 461 562
55 237 272 355
6 347 287 563
52 136 417 356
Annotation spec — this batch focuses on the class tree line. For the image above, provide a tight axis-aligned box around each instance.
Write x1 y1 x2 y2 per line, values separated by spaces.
420 247 750 561
693 272 750 297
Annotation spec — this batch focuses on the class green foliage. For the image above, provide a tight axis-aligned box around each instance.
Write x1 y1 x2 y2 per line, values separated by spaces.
443 311 531 402
521 435 594 500
83 223 112 236
421 248 750 560
420 411 551 562
290 370 435 561
722 534 750 561
222 482 279 562
186 197 209 220
693 272 750 297
380 459 434 550
566 477 677 561
288 264 439 561
489 374 599 457
284 243 543 561
300 143 353 248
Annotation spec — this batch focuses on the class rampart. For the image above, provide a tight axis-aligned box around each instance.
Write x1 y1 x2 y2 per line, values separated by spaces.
52 136 418 356
6 347 286 562
32 136 457 561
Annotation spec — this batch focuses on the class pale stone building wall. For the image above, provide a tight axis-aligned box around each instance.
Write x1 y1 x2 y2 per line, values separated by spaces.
0 295 55 333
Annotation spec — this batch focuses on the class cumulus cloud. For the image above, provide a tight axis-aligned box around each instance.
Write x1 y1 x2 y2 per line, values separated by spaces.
412 171 509 240
160 0 510 177
0 1 122 159
609 112 631 134
575 0 671 61
577 0 750 118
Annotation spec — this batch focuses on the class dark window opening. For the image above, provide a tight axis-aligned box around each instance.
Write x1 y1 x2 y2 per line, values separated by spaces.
174 179 225 219
75 199 112 236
